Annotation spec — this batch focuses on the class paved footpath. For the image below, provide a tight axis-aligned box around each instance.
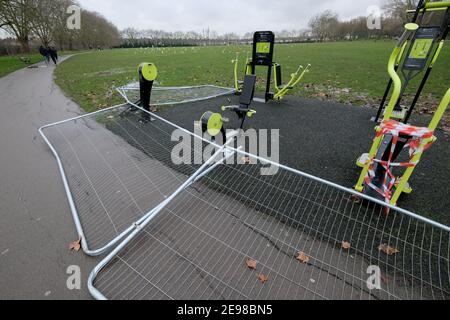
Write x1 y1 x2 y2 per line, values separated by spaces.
0 58 97 300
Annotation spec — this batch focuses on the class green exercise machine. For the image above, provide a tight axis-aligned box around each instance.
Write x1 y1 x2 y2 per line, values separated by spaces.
201 74 257 141
374 0 450 123
232 31 310 102
356 21 450 208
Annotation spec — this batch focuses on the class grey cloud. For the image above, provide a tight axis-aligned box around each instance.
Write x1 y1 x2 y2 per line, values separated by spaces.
77 0 385 33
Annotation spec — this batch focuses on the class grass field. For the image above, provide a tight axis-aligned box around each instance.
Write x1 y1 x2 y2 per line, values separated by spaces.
0 50 90 79
0 54 44 78
54 40 450 114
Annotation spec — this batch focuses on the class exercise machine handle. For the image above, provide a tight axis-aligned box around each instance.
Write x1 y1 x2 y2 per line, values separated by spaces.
397 23 419 48
383 24 418 121
221 105 237 112
221 105 255 115
246 110 257 118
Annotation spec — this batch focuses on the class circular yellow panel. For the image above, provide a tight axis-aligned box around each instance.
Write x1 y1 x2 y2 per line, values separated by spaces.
201 112 223 137
405 23 419 31
139 63 158 81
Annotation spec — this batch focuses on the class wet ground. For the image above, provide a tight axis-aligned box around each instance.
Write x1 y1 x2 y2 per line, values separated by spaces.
0 56 448 300
0 58 96 299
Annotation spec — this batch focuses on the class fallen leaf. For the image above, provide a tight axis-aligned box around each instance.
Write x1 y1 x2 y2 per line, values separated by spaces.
150 106 158 113
380 273 389 285
241 157 251 164
257 273 269 283
246 258 257 270
350 195 361 203
297 251 310 264
342 241 351 250
378 244 400 256
69 238 82 252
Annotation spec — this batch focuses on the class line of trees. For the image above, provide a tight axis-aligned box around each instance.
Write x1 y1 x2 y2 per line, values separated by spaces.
118 1 432 48
120 28 252 48
2 0 445 54
307 10 403 42
308 0 448 42
119 28 317 48
0 0 120 54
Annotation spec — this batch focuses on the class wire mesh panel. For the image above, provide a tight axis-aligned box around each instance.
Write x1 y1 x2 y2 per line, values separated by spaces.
117 84 235 106
40 105 214 254
90 150 450 300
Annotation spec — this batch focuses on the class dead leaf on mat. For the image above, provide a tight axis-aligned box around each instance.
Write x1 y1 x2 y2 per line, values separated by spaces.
381 273 389 285
342 241 351 250
257 273 269 284
297 251 310 264
69 238 82 252
246 258 258 270
378 244 400 256
350 195 361 204
150 106 158 113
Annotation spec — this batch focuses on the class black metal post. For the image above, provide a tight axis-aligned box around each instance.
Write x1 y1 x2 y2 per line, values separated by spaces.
375 78 393 122
265 65 273 102
404 67 432 123
374 65 400 122
412 0 426 23
138 66 154 121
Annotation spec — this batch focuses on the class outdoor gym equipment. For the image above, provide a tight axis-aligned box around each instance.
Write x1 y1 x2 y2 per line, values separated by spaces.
356 23 450 207
232 31 310 102
138 63 158 110
40 59 450 300
374 0 450 123
201 74 257 141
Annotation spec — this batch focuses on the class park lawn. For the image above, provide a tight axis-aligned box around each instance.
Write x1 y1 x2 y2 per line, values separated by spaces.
0 50 90 79
0 54 43 78
54 41 450 114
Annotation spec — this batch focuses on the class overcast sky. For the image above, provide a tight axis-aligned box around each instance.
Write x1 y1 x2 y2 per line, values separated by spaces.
77 0 385 34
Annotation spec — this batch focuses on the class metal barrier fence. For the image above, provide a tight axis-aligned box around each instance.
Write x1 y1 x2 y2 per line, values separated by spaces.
86 103 450 300
39 85 235 255
39 104 228 255
116 84 235 106
40 86 450 299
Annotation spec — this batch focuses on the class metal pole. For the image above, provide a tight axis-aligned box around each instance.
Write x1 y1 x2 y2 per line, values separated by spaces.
265 65 273 102
404 68 432 123
375 74 396 123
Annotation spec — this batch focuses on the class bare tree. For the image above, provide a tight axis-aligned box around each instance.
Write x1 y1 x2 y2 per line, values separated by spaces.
51 0 78 50
0 0 33 52
309 10 340 42
122 27 141 40
383 0 419 23
29 0 69 46
76 10 120 49
121 27 142 47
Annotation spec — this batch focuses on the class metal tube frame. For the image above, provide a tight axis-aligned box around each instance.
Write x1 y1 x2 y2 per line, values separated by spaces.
39 82 450 298
39 85 236 256
88 98 450 300
117 84 235 107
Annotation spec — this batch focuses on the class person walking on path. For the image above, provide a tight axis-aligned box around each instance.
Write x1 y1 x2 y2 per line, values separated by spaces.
48 47 58 65
39 45 50 65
